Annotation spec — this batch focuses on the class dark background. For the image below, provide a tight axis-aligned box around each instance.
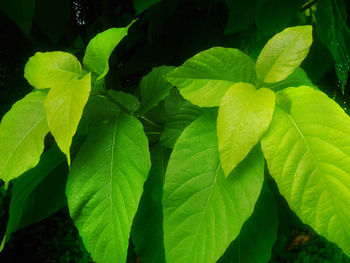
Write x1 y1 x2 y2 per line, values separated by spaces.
0 0 350 262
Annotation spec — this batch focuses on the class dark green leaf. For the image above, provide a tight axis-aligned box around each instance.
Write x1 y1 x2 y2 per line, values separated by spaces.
133 0 162 14
316 0 350 92
132 144 171 263
34 0 70 43
0 0 35 35
1 145 68 250
107 90 140 113
224 0 256 34
160 89 203 148
140 66 174 114
255 0 298 37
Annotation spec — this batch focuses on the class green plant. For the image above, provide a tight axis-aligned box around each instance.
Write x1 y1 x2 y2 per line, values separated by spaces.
1 20 350 263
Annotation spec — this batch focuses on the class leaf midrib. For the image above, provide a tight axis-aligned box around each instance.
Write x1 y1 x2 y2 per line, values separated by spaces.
186 162 221 262
284 110 350 240
0 115 47 180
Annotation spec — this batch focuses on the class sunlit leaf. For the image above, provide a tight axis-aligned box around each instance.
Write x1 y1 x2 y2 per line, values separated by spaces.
261 86 350 256
0 91 49 182
256 26 313 83
67 112 151 263
163 110 264 263
166 47 256 107
217 83 275 176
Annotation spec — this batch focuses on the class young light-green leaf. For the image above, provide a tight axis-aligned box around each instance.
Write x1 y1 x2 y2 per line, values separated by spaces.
0 145 68 251
163 110 264 263
83 22 134 81
261 86 350 256
165 47 256 107
66 112 151 263
140 66 174 113
45 73 91 164
217 83 275 176
24 51 84 90
0 91 49 182
256 26 313 83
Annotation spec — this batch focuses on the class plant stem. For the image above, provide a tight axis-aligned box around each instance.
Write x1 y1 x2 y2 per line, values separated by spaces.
301 0 318 12
139 115 163 128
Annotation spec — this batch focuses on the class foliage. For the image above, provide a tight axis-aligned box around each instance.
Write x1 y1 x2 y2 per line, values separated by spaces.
1 0 350 262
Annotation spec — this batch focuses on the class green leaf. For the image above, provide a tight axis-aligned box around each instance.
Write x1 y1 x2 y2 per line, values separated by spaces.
83 22 134 81
0 0 35 35
256 26 313 83
261 86 350 256
133 0 162 14
255 0 298 37
0 145 68 251
24 51 84 90
132 144 171 263
316 0 350 93
217 83 275 176
45 73 91 165
66 112 151 263
263 67 316 91
224 0 256 34
160 89 203 148
34 0 70 43
218 183 278 263
163 110 264 263
140 66 175 113
78 94 120 135
0 91 49 182
165 47 256 107
107 90 140 113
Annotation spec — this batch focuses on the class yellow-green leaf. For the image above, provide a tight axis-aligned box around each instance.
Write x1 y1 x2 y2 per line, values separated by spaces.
217 83 275 176
256 26 313 83
24 51 83 89
45 73 91 164
0 91 49 182
261 86 350 256
83 22 134 81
